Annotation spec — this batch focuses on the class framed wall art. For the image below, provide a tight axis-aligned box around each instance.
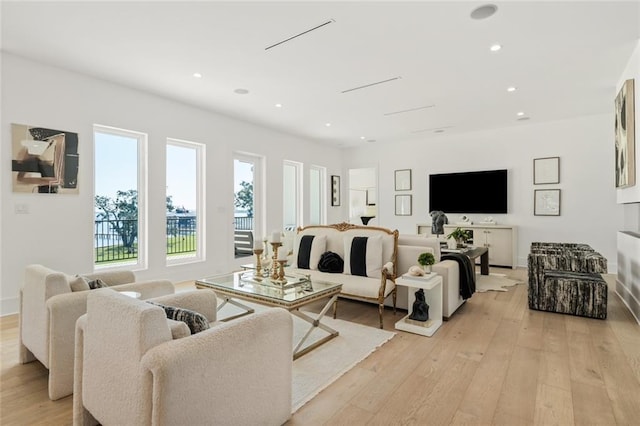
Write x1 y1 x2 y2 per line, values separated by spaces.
395 194 412 216
534 189 561 216
11 123 79 194
394 169 412 191
533 157 560 185
615 79 635 188
331 175 340 206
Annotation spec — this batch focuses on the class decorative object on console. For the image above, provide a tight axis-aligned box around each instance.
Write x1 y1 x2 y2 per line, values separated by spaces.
417 252 435 273
429 210 448 235
534 189 561 216
407 265 425 276
533 156 560 185
614 78 635 188
408 289 429 321
457 215 472 225
11 123 79 194
331 175 341 206
394 169 412 191
395 194 412 216
480 216 497 225
446 227 472 248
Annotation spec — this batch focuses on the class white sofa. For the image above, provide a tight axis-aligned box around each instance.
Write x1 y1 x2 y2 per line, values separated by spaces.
395 235 464 318
19 264 175 400
74 289 293 426
287 222 398 328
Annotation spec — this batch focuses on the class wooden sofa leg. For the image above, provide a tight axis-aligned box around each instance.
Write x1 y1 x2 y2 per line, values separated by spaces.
378 304 384 329
392 290 397 314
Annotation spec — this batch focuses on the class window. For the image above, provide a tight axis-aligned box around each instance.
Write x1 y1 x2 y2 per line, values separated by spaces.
309 165 326 225
94 125 147 269
166 139 205 264
283 160 302 230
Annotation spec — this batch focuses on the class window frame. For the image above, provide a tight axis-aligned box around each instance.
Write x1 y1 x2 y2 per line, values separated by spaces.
93 124 148 271
166 138 206 266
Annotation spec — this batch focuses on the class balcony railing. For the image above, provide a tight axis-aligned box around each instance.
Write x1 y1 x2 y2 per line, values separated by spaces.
95 215 253 263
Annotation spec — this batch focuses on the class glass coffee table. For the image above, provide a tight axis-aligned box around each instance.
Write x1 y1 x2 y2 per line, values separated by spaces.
196 272 342 359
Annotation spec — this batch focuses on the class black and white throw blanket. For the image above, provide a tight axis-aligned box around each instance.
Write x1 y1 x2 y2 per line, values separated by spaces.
441 253 476 299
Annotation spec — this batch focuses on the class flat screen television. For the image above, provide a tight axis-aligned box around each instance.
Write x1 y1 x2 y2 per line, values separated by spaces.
429 169 508 214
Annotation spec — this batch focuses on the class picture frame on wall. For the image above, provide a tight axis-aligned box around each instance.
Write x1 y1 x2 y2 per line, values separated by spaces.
533 157 560 185
614 78 635 188
395 194 412 216
394 169 412 191
534 189 561 216
331 175 340 206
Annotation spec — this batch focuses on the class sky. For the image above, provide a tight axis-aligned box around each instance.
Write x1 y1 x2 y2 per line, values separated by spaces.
95 132 254 214
95 132 197 212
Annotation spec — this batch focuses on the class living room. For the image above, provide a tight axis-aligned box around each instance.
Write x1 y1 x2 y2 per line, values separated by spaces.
1 1 639 425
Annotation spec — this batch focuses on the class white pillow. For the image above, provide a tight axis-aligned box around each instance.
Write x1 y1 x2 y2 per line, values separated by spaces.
343 235 382 278
293 234 327 270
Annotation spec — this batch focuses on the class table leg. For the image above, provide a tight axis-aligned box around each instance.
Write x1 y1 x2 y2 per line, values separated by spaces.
216 296 255 321
481 250 489 275
290 294 340 359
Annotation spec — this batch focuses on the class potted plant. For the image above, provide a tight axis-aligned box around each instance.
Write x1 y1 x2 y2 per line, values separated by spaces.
417 252 435 273
447 227 472 248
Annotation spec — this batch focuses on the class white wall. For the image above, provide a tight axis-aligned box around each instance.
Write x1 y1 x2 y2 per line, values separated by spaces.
343 114 623 269
0 53 346 315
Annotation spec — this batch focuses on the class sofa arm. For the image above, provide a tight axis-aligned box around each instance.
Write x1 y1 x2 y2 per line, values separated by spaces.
432 260 463 318
148 290 217 322
111 280 174 300
141 309 293 426
46 291 92 400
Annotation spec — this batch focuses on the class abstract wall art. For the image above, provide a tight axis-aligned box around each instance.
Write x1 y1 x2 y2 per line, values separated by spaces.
11 123 79 194
614 79 635 188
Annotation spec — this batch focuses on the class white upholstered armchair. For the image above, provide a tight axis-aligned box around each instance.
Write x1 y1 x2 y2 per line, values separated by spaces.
19 264 175 400
74 289 293 426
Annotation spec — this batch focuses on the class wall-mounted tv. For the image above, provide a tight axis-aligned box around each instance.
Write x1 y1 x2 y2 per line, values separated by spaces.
429 169 508 214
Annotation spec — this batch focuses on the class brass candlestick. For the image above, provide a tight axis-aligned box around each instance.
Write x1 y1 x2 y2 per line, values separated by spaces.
270 242 282 279
277 259 287 283
253 248 263 278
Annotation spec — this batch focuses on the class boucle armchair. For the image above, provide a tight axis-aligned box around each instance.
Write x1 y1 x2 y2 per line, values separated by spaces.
19 264 174 400
74 289 293 426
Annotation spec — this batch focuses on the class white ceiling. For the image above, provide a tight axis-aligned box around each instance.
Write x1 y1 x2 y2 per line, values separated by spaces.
2 1 639 147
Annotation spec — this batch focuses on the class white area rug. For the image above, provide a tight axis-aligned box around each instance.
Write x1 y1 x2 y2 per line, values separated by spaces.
475 273 523 292
217 303 395 412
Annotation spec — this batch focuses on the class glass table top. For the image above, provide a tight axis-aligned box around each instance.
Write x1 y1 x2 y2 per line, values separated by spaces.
196 271 342 306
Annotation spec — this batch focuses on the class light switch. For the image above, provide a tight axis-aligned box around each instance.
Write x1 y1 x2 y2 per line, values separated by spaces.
15 203 29 214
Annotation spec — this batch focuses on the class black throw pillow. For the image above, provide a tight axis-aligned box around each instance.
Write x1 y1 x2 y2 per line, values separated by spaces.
318 251 344 273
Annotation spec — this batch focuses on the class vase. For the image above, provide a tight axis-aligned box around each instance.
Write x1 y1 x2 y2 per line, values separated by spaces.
422 264 432 274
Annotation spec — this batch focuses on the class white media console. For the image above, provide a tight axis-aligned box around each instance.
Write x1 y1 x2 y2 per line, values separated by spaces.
417 223 517 269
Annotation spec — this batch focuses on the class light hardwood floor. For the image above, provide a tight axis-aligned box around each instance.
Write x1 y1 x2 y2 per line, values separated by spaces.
1 268 639 425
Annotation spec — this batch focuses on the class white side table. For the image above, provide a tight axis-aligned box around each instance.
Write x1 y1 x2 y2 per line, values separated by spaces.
395 273 443 337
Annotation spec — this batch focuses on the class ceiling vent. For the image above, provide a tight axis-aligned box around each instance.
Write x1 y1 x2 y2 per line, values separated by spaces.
265 19 335 50
384 105 435 116
341 76 402 94
411 126 454 133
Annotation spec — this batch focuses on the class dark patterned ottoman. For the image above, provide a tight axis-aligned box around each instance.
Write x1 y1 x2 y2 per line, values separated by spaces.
536 270 607 319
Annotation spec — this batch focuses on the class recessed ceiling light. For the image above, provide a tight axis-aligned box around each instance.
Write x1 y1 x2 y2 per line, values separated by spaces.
275 103 282 108
192 72 202 78
234 88 249 95
507 86 517 92
490 44 502 52
517 111 525 116
360 136 366 140
325 123 331 127
470 4 498 20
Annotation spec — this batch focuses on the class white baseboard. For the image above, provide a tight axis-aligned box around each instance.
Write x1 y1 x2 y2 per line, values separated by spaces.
1 297 19 317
